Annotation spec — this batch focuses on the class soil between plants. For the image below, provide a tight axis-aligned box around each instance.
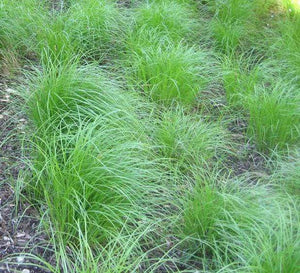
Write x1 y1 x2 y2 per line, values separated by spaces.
0 78 53 273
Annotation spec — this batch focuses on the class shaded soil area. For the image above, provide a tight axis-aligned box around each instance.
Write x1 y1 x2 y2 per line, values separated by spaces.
0 79 53 273
199 84 269 180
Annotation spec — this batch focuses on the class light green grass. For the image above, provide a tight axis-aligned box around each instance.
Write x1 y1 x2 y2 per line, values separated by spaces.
126 43 214 105
272 149 300 196
181 176 300 272
1 0 299 272
0 0 48 73
222 55 262 108
24 62 169 248
37 17 76 66
64 0 123 61
271 12 300 86
209 0 256 53
154 107 228 172
132 0 198 45
247 82 299 152
209 0 288 54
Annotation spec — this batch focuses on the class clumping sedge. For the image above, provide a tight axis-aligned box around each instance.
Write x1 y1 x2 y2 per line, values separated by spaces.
0 0 299 272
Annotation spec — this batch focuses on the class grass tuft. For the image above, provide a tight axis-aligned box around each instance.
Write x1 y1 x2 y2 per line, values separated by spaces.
64 0 123 61
25 62 163 246
155 108 228 172
127 44 214 105
181 176 300 272
247 83 299 152
132 0 198 44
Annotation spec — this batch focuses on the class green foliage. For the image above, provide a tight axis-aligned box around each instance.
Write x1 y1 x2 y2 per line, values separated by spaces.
26 62 162 244
222 56 262 107
2 0 300 272
0 0 48 71
127 44 212 105
211 19 244 52
36 17 76 66
210 0 255 52
124 0 208 107
155 108 227 171
273 149 300 196
253 0 279 18
30 122 156 243
247 83 299 151
181 178 300 272
64 0 123 61
132 0 198 44
183 183 223 240
272 13 300 86
209 0 287 53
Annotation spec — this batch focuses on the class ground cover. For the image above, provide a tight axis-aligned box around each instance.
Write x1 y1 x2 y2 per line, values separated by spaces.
0 0 299 272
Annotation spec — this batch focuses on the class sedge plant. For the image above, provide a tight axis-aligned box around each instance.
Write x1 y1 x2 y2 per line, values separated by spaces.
154 107 228 172
64 0 123 62
246 82 299 152
180 175 300 272
132 0 199 45
126 43 214 106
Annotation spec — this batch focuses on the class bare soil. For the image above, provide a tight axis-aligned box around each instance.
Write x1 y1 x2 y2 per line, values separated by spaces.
0 78 53 273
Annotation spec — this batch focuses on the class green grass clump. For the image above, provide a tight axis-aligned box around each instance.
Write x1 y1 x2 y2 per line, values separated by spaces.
27 60 84 129
127 44 213 105
36 18 76 66
222 56 262 108
210 0 255 53
181 178 300 272
209 0 281 54
247 83 299 152
0 0 48 72
155 108 227 171
273 149 300 196
211 19 245 53
272 13 300 86
132 0 198 45
29 122 157 244
26 62 162 244
64 0 122 61
27 61 149 135
183 182 223 240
